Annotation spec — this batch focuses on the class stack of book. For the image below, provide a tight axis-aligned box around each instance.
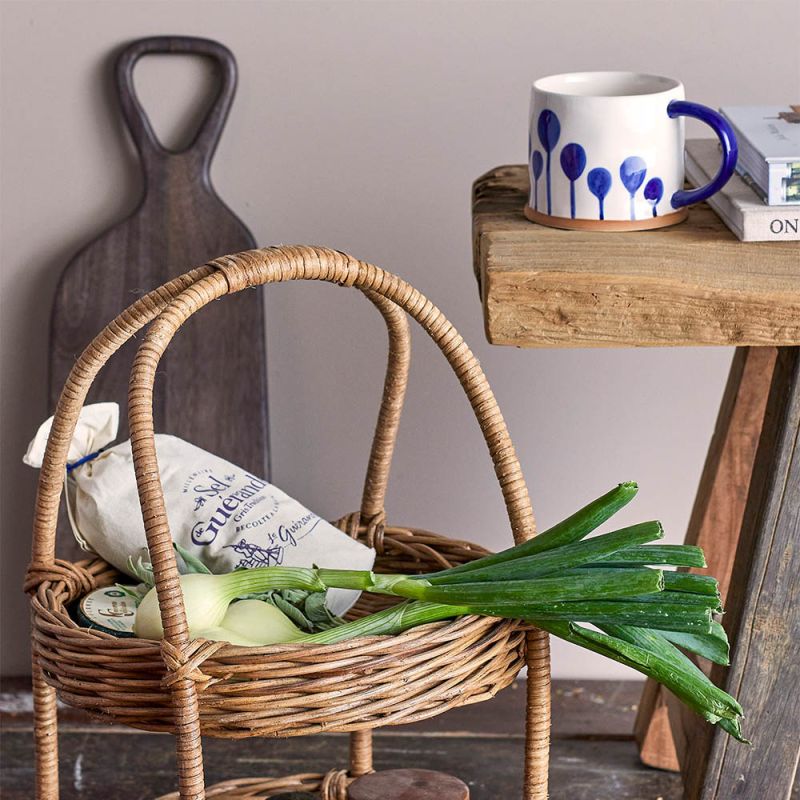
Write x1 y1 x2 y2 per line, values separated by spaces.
684 104 800 242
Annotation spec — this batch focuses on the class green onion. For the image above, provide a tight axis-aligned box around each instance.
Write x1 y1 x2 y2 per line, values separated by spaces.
580 570 720 598
511 600 712 632
536 620 747 743
425 481 639 580
128 481 745 744
422 522 662 585
589 544 706 568
660 572 719 596
657 621 730 665
415 568 664 606
599 625 747 742
623 592 722 612
302 601 470 643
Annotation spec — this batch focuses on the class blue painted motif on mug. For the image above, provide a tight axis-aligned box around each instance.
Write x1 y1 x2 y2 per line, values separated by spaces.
537 110 561 215
529 111 673 221
643 177 664 217
531 150 544 212
619 156 648 221
586 168 612 221
559 143 587 219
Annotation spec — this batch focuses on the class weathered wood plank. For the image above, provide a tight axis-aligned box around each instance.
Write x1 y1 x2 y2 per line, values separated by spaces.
675 346 800 799
472 164 800 348
4 676 796 797
636 347 776 771
0 679 641 741
0 728 686 800
682 347 776 601
635 678 678 772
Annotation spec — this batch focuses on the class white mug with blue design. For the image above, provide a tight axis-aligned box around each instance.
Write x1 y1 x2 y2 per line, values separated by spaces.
526 71 737 231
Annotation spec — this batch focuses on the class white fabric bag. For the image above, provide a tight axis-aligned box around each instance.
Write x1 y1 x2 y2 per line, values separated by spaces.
24 403 375 615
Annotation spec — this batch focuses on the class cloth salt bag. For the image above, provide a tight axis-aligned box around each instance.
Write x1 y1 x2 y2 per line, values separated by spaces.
24 403 375 615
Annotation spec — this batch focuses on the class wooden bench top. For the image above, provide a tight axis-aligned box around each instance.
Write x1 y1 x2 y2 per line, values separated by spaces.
473 165 800 348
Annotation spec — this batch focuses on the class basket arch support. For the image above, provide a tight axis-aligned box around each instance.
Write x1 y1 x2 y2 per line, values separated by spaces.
28 245 550 800
28 263 409 800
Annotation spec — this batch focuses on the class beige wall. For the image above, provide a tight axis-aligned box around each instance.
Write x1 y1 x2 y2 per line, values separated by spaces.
2 0 798 677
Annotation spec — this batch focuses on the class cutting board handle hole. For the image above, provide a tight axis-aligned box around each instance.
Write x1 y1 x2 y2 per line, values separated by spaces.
116 37 238 165
132 54 221 154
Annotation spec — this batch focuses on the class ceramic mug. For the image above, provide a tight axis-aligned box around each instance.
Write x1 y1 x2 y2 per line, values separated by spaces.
526 71 737 231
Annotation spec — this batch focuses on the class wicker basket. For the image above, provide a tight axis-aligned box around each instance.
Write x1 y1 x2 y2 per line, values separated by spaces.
26 246 551 800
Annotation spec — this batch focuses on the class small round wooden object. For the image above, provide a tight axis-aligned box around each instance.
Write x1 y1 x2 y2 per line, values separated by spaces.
348 769 469 800
268 793 317 800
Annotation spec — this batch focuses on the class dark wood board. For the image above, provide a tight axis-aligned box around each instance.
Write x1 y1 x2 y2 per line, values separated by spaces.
48 36 269 561
0 730 685 800
5 677 796 798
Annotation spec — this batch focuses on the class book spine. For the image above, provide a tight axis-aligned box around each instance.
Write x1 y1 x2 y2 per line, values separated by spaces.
685 152 800 242
720 111 799 204
741 209 800 241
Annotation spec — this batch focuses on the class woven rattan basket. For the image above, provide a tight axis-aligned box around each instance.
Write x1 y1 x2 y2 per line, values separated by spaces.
26 246 551 800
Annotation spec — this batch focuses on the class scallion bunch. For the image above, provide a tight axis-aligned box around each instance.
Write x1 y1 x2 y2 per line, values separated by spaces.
131 483 746 742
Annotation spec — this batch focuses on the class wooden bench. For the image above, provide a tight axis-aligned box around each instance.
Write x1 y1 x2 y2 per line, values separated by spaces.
472 164 800 800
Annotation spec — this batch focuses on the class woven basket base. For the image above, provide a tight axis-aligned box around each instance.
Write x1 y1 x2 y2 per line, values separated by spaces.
31 524 526 738
155 770 346 799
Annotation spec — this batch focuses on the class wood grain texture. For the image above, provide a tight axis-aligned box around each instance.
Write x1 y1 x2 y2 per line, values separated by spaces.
636 347 776 773
1 729 689 800
0 678 641 741
681 347 777 601
1 679 695 800
49 37 268 562
674 347 800 799
635 678 679 772
473 164 800 348
349 769 470 800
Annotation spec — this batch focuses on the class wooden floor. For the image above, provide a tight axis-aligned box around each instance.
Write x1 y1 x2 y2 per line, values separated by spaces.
0 677 740 800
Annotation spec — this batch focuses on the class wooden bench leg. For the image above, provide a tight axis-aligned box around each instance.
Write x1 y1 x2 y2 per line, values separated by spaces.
635 346 776 771
674 346 800 798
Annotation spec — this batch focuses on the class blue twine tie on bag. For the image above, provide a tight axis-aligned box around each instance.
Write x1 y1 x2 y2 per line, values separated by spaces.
66 448 105 474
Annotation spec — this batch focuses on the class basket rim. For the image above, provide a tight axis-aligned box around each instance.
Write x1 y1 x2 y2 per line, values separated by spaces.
29 525 528 658
30 534 527 739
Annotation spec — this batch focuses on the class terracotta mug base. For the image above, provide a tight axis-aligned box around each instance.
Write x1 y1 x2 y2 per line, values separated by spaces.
524 205 689 231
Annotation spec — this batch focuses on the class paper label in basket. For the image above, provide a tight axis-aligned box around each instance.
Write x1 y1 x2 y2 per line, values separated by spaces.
24 403 374 616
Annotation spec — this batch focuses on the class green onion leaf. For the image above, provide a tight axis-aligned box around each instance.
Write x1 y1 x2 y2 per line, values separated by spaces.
537 620 746 741
661 572 719 596
517 601 712 632
591 544 706 568
622 591 722 613
413 568 663 606
657 621 730 665
424 521 663 585
428 482 638 579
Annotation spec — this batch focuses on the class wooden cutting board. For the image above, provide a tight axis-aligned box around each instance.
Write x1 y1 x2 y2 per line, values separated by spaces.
49 36 270 561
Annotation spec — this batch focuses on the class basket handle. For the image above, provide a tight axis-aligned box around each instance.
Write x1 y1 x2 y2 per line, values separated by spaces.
355 290 411 530
127 246 537 638
27 279 409 575
127 247 548 800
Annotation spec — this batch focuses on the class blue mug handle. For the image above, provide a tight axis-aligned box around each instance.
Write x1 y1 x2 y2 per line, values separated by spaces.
667 100 738 209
